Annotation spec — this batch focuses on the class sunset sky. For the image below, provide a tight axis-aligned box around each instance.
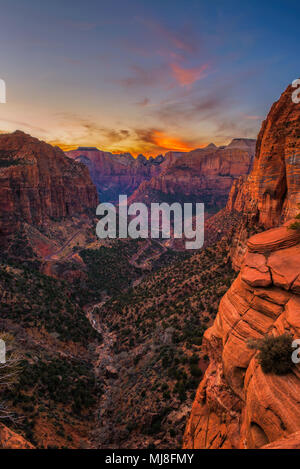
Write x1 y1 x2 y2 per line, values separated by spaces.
0 0 299 156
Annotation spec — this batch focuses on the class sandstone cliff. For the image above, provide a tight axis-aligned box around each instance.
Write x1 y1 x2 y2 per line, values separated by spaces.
130 139 255 213
0 131 98 240
183 224 300 449
226 83 300 268
184 82 300 449
0 423 34 449
66 147 166 202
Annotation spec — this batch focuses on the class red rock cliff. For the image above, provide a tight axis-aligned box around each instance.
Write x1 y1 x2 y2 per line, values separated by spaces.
130 140 255 212
184 82 300 449
0 423 34 449
183 225 300 449
0 131 98 239
66 147 165 202
229 83 300 225
226 83 300 267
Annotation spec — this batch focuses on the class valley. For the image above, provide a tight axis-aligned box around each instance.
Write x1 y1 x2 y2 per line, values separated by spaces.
0 81 300 450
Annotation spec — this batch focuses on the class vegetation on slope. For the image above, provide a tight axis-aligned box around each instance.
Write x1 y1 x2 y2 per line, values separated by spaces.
248 334 295 375
93 239 236 448
0 263 98 344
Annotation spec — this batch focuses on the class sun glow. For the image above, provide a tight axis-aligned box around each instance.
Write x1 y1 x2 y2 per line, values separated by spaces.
152 131 194 152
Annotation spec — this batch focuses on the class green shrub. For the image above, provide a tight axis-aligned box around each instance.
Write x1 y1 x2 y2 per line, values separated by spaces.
247 333 294 375
288 205 300 230
289 221 300 230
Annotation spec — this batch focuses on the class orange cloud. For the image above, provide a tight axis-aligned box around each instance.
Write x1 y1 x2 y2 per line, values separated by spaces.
170 63 209 86
152 131 194 152
48 141 78 152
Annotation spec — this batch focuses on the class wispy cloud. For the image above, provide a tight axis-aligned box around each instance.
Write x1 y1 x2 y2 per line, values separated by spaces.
135 17 199 56
136 97 150 107
0 119 48 135
170 63 209 86
133 128 196 153
150 131 194 152
48 113 133 148
153 91 231 127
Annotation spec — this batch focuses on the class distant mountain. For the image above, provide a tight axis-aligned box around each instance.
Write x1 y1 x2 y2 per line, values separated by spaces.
0 131 98 241
66 140 255 214
66 147 166 202
129 139 256 214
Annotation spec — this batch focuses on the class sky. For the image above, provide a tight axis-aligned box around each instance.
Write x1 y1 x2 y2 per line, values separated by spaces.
0 0 299 156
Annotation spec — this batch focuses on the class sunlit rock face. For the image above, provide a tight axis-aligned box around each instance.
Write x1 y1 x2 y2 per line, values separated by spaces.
66 147 165 202
0 423 34 449
0 131 98 240
183 225 300 449
227 83 300 265
129 139 255 212
183 83 300 450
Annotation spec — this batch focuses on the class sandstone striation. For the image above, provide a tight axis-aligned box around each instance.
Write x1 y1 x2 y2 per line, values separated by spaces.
130 139 255 212
225 82 300 268
0 131 98 240
183 226 300 449
0 423 34 449
228 83 300 226
66 147 166 202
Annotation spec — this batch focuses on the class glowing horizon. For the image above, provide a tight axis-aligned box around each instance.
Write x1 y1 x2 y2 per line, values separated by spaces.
50 131 207 157
0 0 298 157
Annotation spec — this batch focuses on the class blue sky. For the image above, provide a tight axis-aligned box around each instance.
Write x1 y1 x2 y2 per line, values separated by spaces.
0 0 299 155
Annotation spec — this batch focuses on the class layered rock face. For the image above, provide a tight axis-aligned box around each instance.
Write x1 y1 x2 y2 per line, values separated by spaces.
183 225 300 449
130 139 255 212
0 423 34 449
184 83 300 449
66 147 166 202
226 83 300 267
0 131 98 239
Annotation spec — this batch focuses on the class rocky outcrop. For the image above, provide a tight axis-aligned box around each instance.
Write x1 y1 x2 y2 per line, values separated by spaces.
183 225 300 449
0 423 34 449
66 147 166 202
226 82 300 267
184 82 300 450
0 131 98 240
262 430 300 449
67 140 255 208
130 139 255 212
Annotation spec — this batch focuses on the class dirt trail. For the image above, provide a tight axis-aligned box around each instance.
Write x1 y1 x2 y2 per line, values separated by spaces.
44 230 82 261
129 239 168 269
86 305 119 448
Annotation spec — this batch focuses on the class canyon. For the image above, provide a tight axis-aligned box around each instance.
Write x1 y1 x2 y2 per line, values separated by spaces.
66 147 167 202
129 139 256 214
0 81 299 450
66 139 256 215
183 81 300 449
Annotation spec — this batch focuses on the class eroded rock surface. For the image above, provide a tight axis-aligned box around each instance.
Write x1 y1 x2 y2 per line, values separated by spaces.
0 423 34 449
225 82 300 268
130 139 255 213
0 131 98 239
183 227 300 449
